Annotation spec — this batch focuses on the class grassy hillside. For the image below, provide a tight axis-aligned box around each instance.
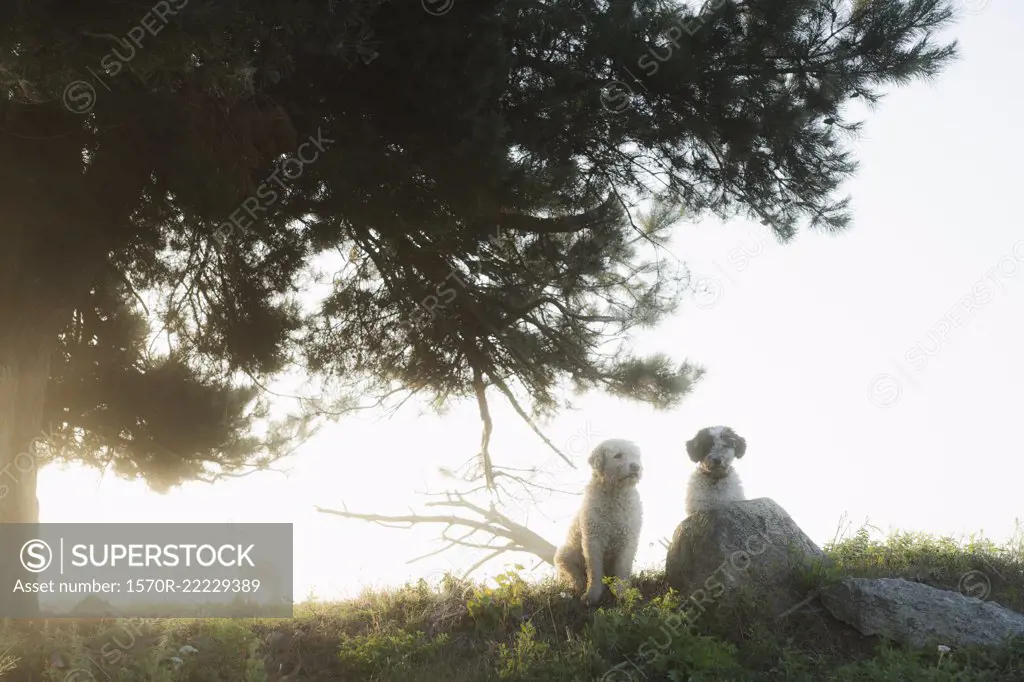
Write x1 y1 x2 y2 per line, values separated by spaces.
2 531 1023 681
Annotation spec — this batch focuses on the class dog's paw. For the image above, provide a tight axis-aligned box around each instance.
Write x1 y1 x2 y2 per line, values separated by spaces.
582 585 605 607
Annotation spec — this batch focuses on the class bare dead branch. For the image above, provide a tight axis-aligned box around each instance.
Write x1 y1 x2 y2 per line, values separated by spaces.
472 367 496 490
483 368 574 469
406 540 460 565
462 547 512 578
316 495 558 567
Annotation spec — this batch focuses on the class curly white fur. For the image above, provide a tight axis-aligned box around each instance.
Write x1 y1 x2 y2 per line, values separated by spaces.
554 438 643 606
685 425 747 514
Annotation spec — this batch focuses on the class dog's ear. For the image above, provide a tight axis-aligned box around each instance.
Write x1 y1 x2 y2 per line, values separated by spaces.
733 434 747 458
685 435 703 463
587 446 605 472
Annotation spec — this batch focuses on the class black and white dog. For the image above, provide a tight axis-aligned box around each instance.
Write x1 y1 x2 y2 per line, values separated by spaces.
685 426 747 514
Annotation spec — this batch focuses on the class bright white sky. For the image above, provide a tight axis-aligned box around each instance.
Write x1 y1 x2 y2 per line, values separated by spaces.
37 3 1024 602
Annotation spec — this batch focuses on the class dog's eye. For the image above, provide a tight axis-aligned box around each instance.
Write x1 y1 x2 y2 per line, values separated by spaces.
613 453 622 459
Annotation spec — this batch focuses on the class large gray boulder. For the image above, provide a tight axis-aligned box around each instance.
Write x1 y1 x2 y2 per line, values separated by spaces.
822 577 1024 649
665 497 825 618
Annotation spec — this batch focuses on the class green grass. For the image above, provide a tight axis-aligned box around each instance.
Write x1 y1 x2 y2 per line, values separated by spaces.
2 528 1023 681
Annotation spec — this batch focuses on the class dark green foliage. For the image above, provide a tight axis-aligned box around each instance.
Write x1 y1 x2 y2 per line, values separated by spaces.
0 0 960 492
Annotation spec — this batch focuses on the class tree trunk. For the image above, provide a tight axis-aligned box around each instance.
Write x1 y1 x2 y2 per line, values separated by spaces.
0 99 150 619
0 334 52 618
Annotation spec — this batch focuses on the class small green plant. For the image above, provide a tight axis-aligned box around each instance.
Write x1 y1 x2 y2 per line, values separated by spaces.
793 551 846 594
496 621 550 679
466 564 529 631
337 628 449 678
243 638 268 682
606 576 643 609
496 618 598 682
588 589 745 681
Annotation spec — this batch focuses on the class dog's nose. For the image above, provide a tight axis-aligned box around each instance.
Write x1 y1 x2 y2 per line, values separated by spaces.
629 463 640 474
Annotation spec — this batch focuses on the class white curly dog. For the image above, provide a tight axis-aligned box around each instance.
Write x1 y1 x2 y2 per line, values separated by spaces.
685 425 747 514
554 438 643 606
